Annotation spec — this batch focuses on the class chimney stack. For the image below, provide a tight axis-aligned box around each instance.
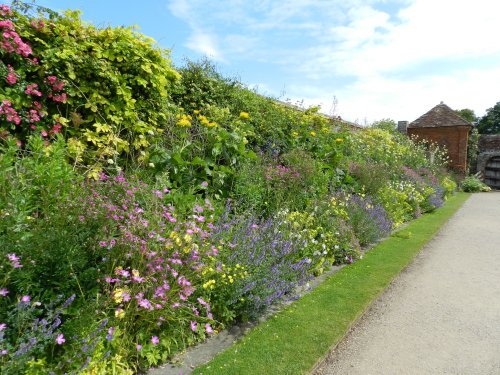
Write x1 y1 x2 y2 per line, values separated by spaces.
398 121 408 134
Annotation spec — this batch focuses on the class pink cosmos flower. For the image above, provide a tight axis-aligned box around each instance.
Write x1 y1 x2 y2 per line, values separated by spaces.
151 336 159 345
55 334 65 345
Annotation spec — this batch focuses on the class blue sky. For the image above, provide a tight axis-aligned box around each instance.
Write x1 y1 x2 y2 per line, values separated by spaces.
9 0 500 123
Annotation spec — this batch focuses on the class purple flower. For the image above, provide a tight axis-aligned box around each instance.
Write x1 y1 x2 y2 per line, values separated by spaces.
190 321 197 332
0 323 6 331
1 349 7 355
205 324 213 334
200 181 208 188
106 327 115 341
21 295 30 303
136 344 142 351
0 288 8 297
55 334 65 345
7 253 22 268
151 336 159 345
138 299 153 310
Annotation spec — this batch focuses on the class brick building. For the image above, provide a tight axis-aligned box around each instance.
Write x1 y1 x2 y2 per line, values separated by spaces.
403 102 472 174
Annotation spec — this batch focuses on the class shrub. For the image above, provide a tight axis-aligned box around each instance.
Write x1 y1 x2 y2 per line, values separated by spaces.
2 3 180 173
461 175 491 192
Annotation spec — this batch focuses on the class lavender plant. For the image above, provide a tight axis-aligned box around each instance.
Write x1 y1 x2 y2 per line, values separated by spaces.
207 208 314 322
334 191 392 247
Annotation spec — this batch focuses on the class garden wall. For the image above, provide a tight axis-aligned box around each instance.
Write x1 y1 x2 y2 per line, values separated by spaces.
477 135 500 189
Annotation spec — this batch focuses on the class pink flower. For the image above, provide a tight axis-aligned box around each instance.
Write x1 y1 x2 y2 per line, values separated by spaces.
136 344 142 351
21 295 30 303
50 93 67 103
190 321 197 332
7 253 22 268
0 4 13 16
151 336 159 345
30 19 45 31
0 288 8 296
205 324 213 334
0 323 6 330
6 65 16 85
25 83 42 96
51 124 62 134
56 334 65 345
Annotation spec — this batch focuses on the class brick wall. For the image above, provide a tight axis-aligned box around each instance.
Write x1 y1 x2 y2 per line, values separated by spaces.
407 126 469 173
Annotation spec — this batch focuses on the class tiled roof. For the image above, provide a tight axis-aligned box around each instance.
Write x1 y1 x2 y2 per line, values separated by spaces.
408 103 472 128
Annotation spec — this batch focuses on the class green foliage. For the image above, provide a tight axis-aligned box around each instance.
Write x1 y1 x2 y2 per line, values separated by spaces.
477 101 500 134
2 3 179 174
0 3 460 372
454 108 477 124
460 175 491 192
467 127 479 173
371 118 397 133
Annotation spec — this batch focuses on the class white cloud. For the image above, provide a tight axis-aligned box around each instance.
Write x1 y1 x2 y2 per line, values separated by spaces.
168 0 500 122
185 32 225 61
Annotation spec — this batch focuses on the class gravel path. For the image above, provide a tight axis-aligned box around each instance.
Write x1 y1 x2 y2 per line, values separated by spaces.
313 192 500 375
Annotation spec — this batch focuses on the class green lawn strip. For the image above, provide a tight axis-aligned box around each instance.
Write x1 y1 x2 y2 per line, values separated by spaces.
194 192 470 374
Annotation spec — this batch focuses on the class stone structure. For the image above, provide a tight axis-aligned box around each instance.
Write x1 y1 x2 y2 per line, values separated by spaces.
477 135 500 189
406 103 472 174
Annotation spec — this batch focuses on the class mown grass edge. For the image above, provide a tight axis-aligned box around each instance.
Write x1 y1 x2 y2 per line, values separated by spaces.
194 192 471 375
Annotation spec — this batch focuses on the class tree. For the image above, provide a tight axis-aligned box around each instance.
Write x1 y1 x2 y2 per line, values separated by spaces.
454 108 478 124
477 101 500 134
371 118 397 133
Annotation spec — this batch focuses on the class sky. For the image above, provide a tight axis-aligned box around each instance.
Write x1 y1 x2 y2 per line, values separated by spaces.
9 0 500 124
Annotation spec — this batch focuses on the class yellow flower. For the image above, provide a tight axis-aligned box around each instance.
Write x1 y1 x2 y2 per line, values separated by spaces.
239 111 249 120
177 114 192 127
292 131 298 137
177 118 191 127
335 138 344 142
193 109 200 114
115 308 125 319
310 131 316 137
203 279 216 289
113 289 125 303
